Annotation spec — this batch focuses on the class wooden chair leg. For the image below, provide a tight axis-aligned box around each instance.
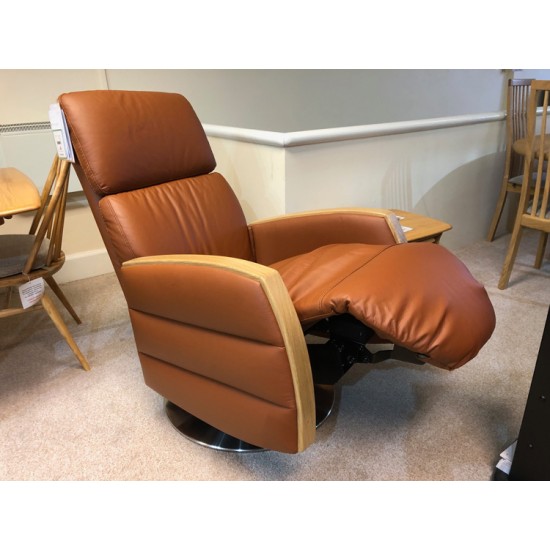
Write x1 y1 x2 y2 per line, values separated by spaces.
41 293 91 371
499 225 525 289
535 233 549 269
44 276 81 324
487 179 510 242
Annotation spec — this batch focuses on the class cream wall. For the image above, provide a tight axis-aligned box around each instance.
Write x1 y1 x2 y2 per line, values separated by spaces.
0 70 107 124
106 69 508 131
0 70 107 192
207 137 286 221
284 121 505 250
207 115 506 252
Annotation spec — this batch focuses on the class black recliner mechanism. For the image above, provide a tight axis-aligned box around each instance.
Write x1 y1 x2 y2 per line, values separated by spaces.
306 314 426 385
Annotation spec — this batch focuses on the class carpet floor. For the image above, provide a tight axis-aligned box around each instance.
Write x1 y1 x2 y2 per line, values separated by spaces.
1 230 549 481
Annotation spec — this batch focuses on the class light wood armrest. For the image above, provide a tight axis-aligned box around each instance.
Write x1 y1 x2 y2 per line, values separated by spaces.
249 208 406 265
122 254 315 452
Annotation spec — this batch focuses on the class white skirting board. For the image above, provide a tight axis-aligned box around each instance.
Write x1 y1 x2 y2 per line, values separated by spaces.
56 248 113 284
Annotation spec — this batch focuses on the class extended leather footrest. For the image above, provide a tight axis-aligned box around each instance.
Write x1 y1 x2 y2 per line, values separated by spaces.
273 241 496 371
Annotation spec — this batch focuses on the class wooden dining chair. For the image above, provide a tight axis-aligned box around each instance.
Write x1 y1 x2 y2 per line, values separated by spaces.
0 156 90 370
487 79 533 241
498 80 550 290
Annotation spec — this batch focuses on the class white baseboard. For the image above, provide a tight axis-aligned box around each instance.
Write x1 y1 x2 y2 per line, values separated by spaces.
57 248 114 284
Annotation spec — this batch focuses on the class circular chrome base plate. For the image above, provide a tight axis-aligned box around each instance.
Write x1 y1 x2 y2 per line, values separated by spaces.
166 384 335 453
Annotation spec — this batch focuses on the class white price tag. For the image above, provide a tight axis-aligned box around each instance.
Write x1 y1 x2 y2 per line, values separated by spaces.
19 277 45 309
48 103 75 162
52 129 66 158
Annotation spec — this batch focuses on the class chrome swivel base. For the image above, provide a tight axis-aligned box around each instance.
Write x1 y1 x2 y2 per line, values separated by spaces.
165 384 335 453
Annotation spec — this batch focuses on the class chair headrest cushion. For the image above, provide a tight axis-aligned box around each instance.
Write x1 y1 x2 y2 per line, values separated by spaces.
59 90 216 196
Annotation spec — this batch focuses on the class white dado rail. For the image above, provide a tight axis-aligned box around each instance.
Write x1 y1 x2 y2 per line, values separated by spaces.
204 112 505 147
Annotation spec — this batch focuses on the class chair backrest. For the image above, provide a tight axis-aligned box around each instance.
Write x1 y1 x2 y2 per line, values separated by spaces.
59 91 254 278
507 79 532 179
519 80 550 229
24 156 70 274
0 156 70 284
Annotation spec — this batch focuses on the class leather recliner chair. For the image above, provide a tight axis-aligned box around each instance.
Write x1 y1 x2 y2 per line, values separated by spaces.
59 90 496 454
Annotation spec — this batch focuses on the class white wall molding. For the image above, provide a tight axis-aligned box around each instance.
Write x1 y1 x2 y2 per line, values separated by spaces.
204 125 287 147
204 111 506 148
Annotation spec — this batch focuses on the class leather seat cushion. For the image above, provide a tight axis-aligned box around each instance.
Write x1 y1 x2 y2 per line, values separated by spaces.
270 242 495 370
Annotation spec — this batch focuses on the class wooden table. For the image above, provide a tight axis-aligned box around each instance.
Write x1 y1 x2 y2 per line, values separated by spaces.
391 209 452 244
0 167 41 224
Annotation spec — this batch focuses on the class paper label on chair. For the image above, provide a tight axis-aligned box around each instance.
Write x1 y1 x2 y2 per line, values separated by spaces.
19 278 45 309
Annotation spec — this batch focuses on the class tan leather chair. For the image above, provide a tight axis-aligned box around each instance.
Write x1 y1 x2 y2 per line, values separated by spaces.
59 90 495 453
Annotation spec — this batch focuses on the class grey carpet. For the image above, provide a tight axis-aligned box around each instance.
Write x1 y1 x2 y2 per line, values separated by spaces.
1 231 548 481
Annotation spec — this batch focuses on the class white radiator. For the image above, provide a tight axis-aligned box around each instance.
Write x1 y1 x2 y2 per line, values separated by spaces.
0 122 81 192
